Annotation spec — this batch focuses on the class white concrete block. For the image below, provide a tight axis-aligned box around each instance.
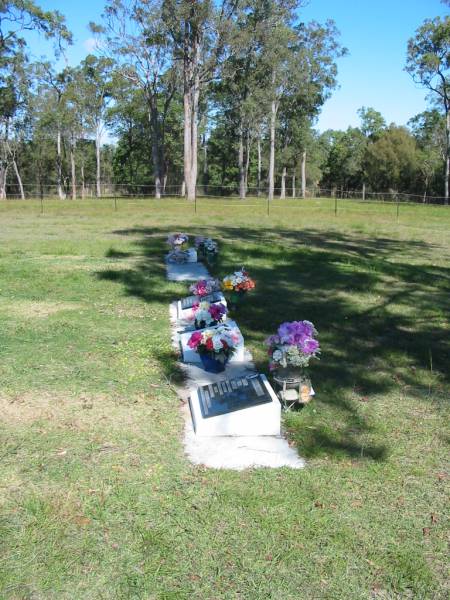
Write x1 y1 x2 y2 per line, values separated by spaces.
189 374 281 437
180 320 245 363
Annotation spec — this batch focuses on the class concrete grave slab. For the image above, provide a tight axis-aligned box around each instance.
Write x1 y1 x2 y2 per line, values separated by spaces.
166 261 210 282
189 374 281 436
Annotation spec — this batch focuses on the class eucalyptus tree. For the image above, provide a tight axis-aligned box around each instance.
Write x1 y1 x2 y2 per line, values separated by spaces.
409 109 446 200
0 50 30 198
269 17 346 200
162 0 240 200
406 15 450 203
91 0 177 198
216 0 272 199
357 106 386 198
78 55 114 197
0 1 71 198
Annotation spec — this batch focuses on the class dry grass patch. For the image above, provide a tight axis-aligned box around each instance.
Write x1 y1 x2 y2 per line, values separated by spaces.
0 300 84 319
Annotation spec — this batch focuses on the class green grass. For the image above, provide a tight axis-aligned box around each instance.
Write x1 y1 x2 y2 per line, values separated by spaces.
0 197 449 599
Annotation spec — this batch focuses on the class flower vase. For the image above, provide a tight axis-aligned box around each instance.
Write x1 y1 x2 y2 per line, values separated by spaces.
206 251 217 266
273 368 313 403
200 353 227 373
194 319 218 330
228 290 246 309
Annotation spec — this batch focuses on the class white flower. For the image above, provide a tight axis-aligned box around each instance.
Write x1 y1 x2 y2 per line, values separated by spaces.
212 335 224 351
272 349 283 361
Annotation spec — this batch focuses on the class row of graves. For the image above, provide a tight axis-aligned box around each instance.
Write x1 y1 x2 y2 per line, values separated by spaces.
166 233 320 469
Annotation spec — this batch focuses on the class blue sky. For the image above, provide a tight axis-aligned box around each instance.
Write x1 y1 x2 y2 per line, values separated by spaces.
29 0 448 132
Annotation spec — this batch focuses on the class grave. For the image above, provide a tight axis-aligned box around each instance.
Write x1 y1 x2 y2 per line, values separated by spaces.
176 291 227 321
179 320 245 363
189 374 281 436
165 261 210 282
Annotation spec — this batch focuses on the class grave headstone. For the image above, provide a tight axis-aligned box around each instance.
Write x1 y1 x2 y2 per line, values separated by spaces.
189 374 281 436
177 291 227 321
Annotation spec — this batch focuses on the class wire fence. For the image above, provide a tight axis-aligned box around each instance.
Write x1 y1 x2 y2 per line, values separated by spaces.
1 182 449 205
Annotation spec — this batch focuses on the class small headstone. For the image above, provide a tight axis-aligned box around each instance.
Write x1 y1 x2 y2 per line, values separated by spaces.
177 292 227 321
189 374 281 436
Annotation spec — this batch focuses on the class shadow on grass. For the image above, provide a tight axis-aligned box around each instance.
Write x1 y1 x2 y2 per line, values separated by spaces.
95 225 450 461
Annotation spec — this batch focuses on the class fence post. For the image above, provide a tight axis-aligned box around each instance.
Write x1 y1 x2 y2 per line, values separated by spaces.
396 198 400 220
114 193 118 212
40 196 44 215
267 194 270 217
334 195 338 216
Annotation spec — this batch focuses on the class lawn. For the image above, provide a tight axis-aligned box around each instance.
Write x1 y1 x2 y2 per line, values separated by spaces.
0 197 449 599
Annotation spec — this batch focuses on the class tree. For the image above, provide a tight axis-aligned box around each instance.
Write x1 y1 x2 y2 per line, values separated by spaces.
357 106 386 198
162 0 240 201
91 0 177 198
357 106 386 140
406 16 450 203
79 55 114 197
409 109 445 200
0 1 71 198
364 126 417 194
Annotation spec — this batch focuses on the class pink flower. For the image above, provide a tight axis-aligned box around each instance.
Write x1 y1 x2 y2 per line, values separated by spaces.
187 331 203 349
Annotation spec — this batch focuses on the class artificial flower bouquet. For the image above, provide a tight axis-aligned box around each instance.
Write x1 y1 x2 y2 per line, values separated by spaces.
189 278 221 298
192 300 228 329
222 268 255 293
222 268 255 307
195 236 218 254
187 324 242 372
265 320 320 371
167 232 189 249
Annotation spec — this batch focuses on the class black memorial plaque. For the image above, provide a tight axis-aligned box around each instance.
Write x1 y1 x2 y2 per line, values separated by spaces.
180 291 223 310
198 375 272 419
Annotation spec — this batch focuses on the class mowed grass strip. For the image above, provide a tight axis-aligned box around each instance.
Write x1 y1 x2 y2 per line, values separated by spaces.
0 199 449 599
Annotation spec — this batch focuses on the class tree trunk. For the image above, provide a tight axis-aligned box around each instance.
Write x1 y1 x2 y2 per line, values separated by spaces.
292 173 296 198
12 158 25 199
238 123 246 199
244 129 250 196
202 132 208 195
268 98 277 201
183 25 200 202
81 163 85 199
70 139 76 200
148 106 163 199
257 134 262 197
183 85 199 201
56 129 65 199
0 162 7 199
301 150 306 199
96 126 102 198
445 111 449 205
280 166 286 199
362 181 366 201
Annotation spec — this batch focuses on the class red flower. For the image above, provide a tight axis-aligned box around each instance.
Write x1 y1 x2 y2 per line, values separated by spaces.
205 338 214 351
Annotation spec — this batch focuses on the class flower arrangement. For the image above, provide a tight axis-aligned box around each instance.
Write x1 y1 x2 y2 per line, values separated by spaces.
189 278 221 298
187 324 242 371
265 321 320 371
192 300 227 329
167 232 189 248
222 268 255 293
198 237 218 253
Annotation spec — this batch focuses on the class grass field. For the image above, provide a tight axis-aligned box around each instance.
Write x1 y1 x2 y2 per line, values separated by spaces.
0 197 449 599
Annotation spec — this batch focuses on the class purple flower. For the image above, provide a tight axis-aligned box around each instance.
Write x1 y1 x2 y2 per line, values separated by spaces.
209 303 227 321
301 338 320 354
